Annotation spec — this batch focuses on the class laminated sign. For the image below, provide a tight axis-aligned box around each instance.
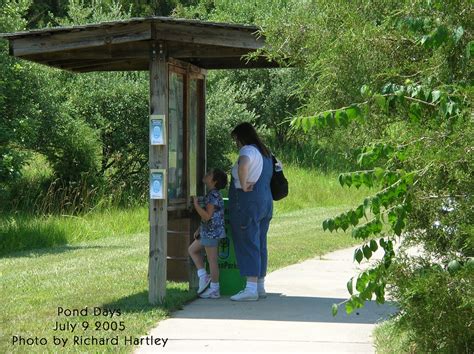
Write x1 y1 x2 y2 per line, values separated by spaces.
150 169 166 200
149 115 166 145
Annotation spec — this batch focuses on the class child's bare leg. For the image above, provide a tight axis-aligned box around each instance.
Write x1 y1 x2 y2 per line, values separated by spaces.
188 239 204 269
205 246 219 282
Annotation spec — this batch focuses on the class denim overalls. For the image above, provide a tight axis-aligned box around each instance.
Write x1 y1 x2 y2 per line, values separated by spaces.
229 146 273 278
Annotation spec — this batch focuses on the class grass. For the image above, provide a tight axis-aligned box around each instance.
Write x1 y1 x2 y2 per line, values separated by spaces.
1 165 373 353
0 208 148 256
373 318 416 353
0 204 360 353
273 164 369 214
1 164 370 255
0 233 194 354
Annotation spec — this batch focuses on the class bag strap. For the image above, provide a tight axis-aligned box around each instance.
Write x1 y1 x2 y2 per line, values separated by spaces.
272 154 277 165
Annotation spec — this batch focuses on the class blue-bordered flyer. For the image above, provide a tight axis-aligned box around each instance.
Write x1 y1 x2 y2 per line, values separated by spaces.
149 114 166 145
150 169 166 200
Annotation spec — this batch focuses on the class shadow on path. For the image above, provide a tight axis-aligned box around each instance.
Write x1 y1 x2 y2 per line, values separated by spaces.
172 293 398 324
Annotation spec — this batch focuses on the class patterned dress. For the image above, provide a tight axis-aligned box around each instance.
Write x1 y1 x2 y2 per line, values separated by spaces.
200 189 226 240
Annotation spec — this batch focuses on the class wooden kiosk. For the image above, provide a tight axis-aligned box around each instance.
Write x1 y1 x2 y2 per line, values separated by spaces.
0 17 280 304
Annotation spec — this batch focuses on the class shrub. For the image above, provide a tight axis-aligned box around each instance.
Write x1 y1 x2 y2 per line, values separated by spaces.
388 257 473 352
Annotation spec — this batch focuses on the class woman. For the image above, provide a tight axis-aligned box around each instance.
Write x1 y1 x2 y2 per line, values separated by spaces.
228 122 273 301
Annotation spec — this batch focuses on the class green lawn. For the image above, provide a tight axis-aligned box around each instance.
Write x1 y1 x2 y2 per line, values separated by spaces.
1 167 371 353
0 205 361 353
1 165 369 256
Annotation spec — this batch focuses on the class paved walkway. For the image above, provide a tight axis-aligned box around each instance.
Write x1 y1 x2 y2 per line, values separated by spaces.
136 246 397 353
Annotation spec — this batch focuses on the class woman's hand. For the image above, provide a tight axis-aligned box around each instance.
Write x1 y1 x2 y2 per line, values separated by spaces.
192 196 199 208
193 228 200 239
242 183 254 192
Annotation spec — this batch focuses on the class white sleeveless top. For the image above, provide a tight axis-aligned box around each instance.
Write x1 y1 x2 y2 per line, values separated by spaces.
231 145 263 189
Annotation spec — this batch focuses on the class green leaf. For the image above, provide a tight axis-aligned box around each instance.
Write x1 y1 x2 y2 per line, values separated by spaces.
355 248 363 263
350 210 359 226
338 174 345 187
326 111 336 128
370 239 378 252
360 85 372 98
356 273 368 292
363 197 371 211
341 217 349 232
374 167 385 180
420 34 431 47
410 85 421 98
352 227 360 239
332 303 338 316
346 105 362 121
431 90 441 103
393 219 405 236
371 196 381 215
327 219 335 232
345 299 354 314
434 25 449 46
408 102 421 123
323 219 329 231
347 278 353 295
375 286 385 304
374 219 383 233
336 110 349 127
303 117 311 132
446 101 456 116
361 172 373 188
453 26 464 44
374 94 386 111
363 244 373 260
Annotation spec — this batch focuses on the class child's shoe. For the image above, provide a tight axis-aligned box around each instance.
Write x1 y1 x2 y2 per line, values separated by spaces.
197 274 211 294
258 289 267 299
199 287 220 299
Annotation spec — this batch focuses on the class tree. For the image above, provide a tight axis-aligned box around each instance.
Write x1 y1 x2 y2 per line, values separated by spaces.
286 0 472 351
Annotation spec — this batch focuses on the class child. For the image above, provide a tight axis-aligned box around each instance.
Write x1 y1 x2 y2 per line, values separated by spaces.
188 168 228 299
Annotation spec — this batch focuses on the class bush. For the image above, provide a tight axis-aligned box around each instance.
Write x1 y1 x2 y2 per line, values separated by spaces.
206 74 258 170
388 257 473 352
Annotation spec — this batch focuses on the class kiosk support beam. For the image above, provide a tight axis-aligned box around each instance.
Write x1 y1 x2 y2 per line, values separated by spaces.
148 40 168 304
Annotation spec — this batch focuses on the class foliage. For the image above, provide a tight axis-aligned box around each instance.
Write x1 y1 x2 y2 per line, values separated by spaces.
25 0 197 28
386 257 474 352
65 72 149 191
283 0 473 350
205 73 258 170
0 0 44 198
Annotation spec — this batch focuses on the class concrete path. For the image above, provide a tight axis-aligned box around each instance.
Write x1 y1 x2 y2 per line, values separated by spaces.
136 246 397 353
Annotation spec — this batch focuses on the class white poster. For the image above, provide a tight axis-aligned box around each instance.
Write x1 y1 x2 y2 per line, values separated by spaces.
150 115 166 145
150 169 166 200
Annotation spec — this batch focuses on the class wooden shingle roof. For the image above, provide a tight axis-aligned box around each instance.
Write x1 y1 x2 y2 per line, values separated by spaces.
0 16 279 72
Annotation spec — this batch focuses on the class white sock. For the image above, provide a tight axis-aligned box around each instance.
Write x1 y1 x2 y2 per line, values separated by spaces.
257 278 265 291
197 268 207 278
210 282 219 290
245 281 258 293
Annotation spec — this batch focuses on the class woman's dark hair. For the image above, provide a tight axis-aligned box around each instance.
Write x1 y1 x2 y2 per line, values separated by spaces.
212 168 228 190
231 122 271 157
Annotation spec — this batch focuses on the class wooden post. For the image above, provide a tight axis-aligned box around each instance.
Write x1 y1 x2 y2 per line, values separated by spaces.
148 40 168 304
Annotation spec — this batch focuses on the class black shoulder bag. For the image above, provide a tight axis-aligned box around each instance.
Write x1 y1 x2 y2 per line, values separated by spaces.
270 154 288 201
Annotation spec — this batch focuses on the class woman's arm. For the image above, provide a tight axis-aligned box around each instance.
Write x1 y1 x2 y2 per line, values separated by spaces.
193 197 215 221
238 156 254 192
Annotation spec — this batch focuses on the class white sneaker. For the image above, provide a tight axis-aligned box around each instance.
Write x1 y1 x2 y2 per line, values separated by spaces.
197 275 211 294
199 287 220 299
258 289 267 299
230 288 259 301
